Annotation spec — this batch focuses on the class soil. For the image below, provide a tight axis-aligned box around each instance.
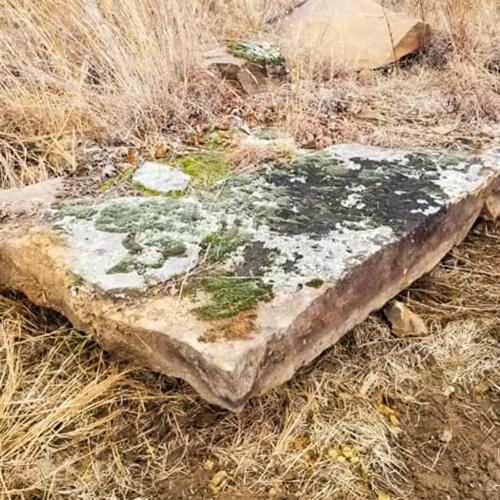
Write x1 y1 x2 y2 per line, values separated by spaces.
397 388 500 500
146 386 500 500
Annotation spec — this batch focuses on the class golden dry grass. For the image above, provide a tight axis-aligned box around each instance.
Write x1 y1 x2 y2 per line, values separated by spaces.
0 0 498 187
0 221 498 499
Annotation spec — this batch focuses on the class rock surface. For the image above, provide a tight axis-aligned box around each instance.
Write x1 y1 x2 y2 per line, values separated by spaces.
132 162 191 194
384 300 428 337
276 0 431 70
0 178 64 216
0 144 498 410
204 43 287 94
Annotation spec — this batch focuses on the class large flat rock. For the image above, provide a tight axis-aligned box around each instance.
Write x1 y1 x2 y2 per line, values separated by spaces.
276 0 431 70
0 144 498 410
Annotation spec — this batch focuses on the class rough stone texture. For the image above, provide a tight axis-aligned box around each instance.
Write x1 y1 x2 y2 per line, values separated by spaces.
0 144 498 410
481 186 500 220
132 162 191 194
276 0 431 70
0 178 63 216
383 300 428 337
204 44 286 94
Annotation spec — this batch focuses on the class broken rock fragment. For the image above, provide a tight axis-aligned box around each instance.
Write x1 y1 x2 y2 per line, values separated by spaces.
276 0 431 70
132 161 191 194
0 144 498 410
204 42 287 94
383 300 428 337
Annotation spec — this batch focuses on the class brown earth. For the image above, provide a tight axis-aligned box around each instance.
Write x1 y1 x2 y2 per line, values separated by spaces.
399 388 499 500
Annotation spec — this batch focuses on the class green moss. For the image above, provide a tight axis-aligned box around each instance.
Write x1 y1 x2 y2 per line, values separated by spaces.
176 151 232 188
251 127 281 141
227 41 285 66
95 199 179 233
130 183 163 197
201 228 249 264
108 235 186 275
326 165 349 177
305 278 324 288
201 128 235 151
193 272 272 320
71 273 84 285
107 258 146 275
184 226 272 320
53 201 97 221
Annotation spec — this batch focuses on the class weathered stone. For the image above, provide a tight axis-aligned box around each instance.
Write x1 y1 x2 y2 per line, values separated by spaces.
0 144 498 410
132 161 191 194
204 43 287 94
0 178 63 216
276 0 431 70
487 49 500 74
383 300 428 337
481 186 500 220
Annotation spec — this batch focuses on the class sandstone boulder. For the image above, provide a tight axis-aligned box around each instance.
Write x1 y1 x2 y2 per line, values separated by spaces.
0 145 498 410
276 0 431 70
204 42 287 94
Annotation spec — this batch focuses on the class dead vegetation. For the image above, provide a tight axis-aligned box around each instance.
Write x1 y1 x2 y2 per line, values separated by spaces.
0 221 498 499
0 0 498 187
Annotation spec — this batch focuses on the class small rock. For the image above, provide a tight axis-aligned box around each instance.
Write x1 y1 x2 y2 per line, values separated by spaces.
268 486 286 499
358 68 374 83
443 385 455 398
132 162 190 194
204 44 286 95
481 188 500 221
204 459 216 472
383 300 428 337
486 50 500 73
440 429 453 443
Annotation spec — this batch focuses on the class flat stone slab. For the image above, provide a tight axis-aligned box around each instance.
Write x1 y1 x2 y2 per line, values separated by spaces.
132 161 191 194
0 144 498 410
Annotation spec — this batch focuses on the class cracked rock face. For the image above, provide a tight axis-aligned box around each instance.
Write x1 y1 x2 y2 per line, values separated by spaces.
0 144 498 410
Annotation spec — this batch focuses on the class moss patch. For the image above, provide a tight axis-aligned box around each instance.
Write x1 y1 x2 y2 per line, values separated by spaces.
193 272 272 320
176 151 233 189
187 227 272 321
251 127 282 141
227 41 285 66
305 278 324 288
108 236 187 275
201 228 249 264
99 166 136 191
53 201 97 221
130 183 163 197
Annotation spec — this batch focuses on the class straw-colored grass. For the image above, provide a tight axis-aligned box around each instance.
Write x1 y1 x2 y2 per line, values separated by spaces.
1 0 498 187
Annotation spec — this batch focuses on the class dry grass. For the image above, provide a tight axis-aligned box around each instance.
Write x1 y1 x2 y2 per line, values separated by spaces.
0 0 498 187
1 221 498 499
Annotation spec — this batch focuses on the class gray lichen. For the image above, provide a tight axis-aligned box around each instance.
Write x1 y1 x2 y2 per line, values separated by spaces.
50 144 498 303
